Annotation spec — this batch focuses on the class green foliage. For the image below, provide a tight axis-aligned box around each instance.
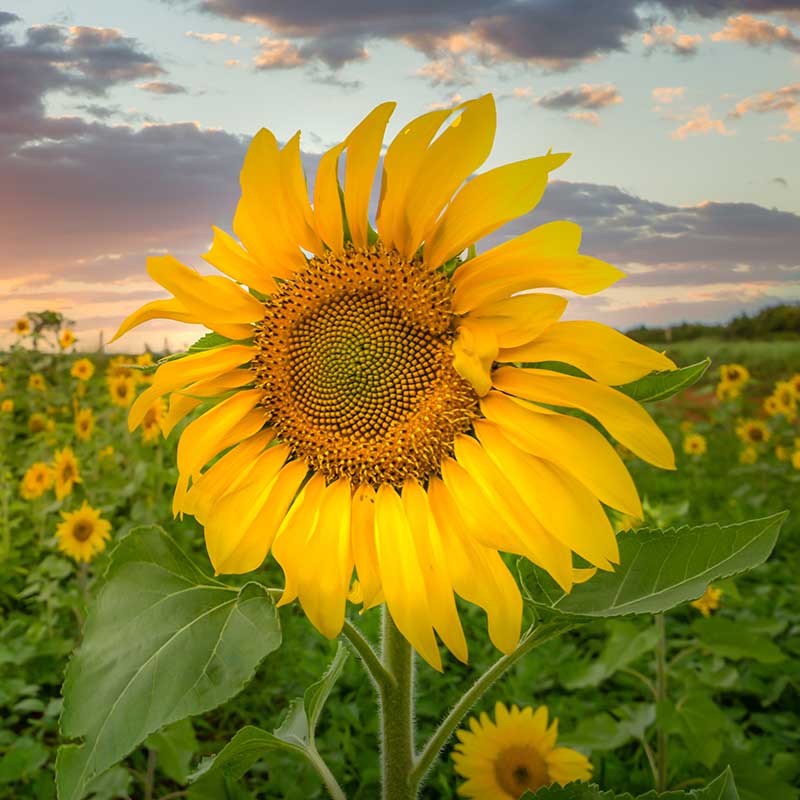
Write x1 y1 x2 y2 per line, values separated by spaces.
518 513 786 618
614 360 710 403
56 526 282 800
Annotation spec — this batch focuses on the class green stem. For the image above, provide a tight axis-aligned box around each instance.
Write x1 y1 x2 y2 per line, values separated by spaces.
654 613 668 792
306 748 348 800
380 611 416 800
409 619 576 790
341 620 393 693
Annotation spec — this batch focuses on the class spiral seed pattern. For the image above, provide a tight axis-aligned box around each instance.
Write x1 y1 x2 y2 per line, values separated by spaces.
251 244 477 487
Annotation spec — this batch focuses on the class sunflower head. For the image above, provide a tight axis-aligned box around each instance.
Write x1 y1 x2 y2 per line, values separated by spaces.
763 395 780 416
735 419 770 445
690 585 722 618
108 376 135 407
716 381 740 402
53 447 81 500
739 446 758 465
719 363 749 386
792 450 800 471
28 373 46 392
452 703 591 798
14 318 30 336
56 501 111 563
682 433 706 456
1 398 13 413
141 398 166 442
20 462 53 500
71 358 95 381
112 95 677 668
106 355 136 380
772 381 797 419
59 329 77 349
28 412 48 434
75 408 95 441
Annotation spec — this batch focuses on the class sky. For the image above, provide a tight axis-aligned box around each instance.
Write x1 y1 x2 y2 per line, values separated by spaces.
1 0 799 352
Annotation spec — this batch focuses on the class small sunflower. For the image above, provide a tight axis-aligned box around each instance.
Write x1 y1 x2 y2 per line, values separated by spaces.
792 450 800 470
106 355 136 380
1 398 13 413
28 373 47 392
113 96 676 668
20 462 53 500
99 445 115 461
28 412 48 434
716 382 740 402
771 381 797 420
775 445 790 461
71 358 95 381
719 363 749 388
53 447 81 499
452 703 591 799
788 373 800 398
75 408 95 441
735 419 770 446
0 378 5 393
108 376 136 407
13 318 30 336
691 585 722 618
682 433 706 456
763 395 780 416
56 501 111 563
141 398 166 442
59 329 77 349
739 446 758 465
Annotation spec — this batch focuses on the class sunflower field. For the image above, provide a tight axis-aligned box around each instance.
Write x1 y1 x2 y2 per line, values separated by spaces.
1 99 797 800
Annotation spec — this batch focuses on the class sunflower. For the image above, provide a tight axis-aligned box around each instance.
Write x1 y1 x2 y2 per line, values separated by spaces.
28 373 46 392
719 363 749 388
28 412 48 434
0 378 5 393
735 419 770 446
775 445 790 461
141 398 166 442
13 318 30 335
113 96 675 668
59 329 77 349
20 462 53 500
763 395 780 416
98 445 115 461
75 408 95 441
108 375 135 407
771 381 797 420
691 585 722 618
71 358 95 381
793 450 800 470
716 382 740 402
682 433 706 456
739 446 758 465
1 398 13 413
106 355 136 380
788 373 800 398
56 501 111 563
452 703 591 798
53 447 81 499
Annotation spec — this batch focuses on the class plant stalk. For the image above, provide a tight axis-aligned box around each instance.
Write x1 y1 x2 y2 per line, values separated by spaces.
654 613 668 792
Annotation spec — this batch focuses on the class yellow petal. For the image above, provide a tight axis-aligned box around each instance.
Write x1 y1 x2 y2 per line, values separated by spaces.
427 477 522 654
162 369 253 437
376 108 453 249
344 102 396 248
314 142 346 252
351 484 384 609
400 94 496 259
499 321 676 385
474 420 619 569
203 444 291 572
202 226 277 295
295 477 353 638
147 255 264 339
374 484 442 671
280 132 325 256
467 293 567 349
451 221 624 313
424 152 569 268
128 344 253 431
481 390 643 517
402 478 468 663
112 298 200 343
492 367 675 469
237 127 307 274
452 321 497 397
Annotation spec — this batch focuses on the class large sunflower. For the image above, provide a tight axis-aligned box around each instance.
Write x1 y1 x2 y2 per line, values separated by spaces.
114 96 675 669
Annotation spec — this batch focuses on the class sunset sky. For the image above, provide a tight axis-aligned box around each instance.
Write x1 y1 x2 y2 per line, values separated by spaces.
1 0 799 352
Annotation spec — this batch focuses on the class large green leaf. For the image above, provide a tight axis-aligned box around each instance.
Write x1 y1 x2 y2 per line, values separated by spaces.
524 766 738 798
56 525 282 800
690 617 785 664
613 359 711 403
518 513 786 618
658 693 731 768
560 704 655 753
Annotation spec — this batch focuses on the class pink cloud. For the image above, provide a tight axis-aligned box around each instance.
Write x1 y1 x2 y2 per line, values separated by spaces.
185 31 241 44
254 37 306 68
569 111 601 126
652 86 685 104
711 15 800 52
730 83 800 134
671 106 734 140
643 25 702 56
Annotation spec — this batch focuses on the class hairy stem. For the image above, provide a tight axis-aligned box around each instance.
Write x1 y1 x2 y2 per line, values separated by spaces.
341 619 393 693
655 613 668 792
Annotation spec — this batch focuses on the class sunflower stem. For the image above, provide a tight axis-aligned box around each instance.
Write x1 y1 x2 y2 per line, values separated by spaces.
654 613 669 792
409 619 576 791
380 610 416 800
341 619 393 693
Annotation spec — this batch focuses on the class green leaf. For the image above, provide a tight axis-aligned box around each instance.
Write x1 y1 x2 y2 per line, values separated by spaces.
690 617 785 664
157 332 252 365
145 718 199 784
658 693 730 768
561 621 659 689
519 513 786 618
304 642 348 746
613 358 711 403
523 766 739 798
56 525 282 800
84 767 132 800
0 736 48 783
559 704 655 752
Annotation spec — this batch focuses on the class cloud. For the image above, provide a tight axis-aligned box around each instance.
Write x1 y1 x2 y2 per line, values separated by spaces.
712 14 800 51
254 36 306 68
568 111 601 125
729 83 800 135
414 56 474 87
652 86 685 104
537 83 622 110
137 80 188 94
771 176 789 187
425 92 464 111
643 24 702 55
671 106 734 139
185 30 241 44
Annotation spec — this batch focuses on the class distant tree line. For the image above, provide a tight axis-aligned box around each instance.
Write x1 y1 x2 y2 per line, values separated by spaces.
626 303 800 343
